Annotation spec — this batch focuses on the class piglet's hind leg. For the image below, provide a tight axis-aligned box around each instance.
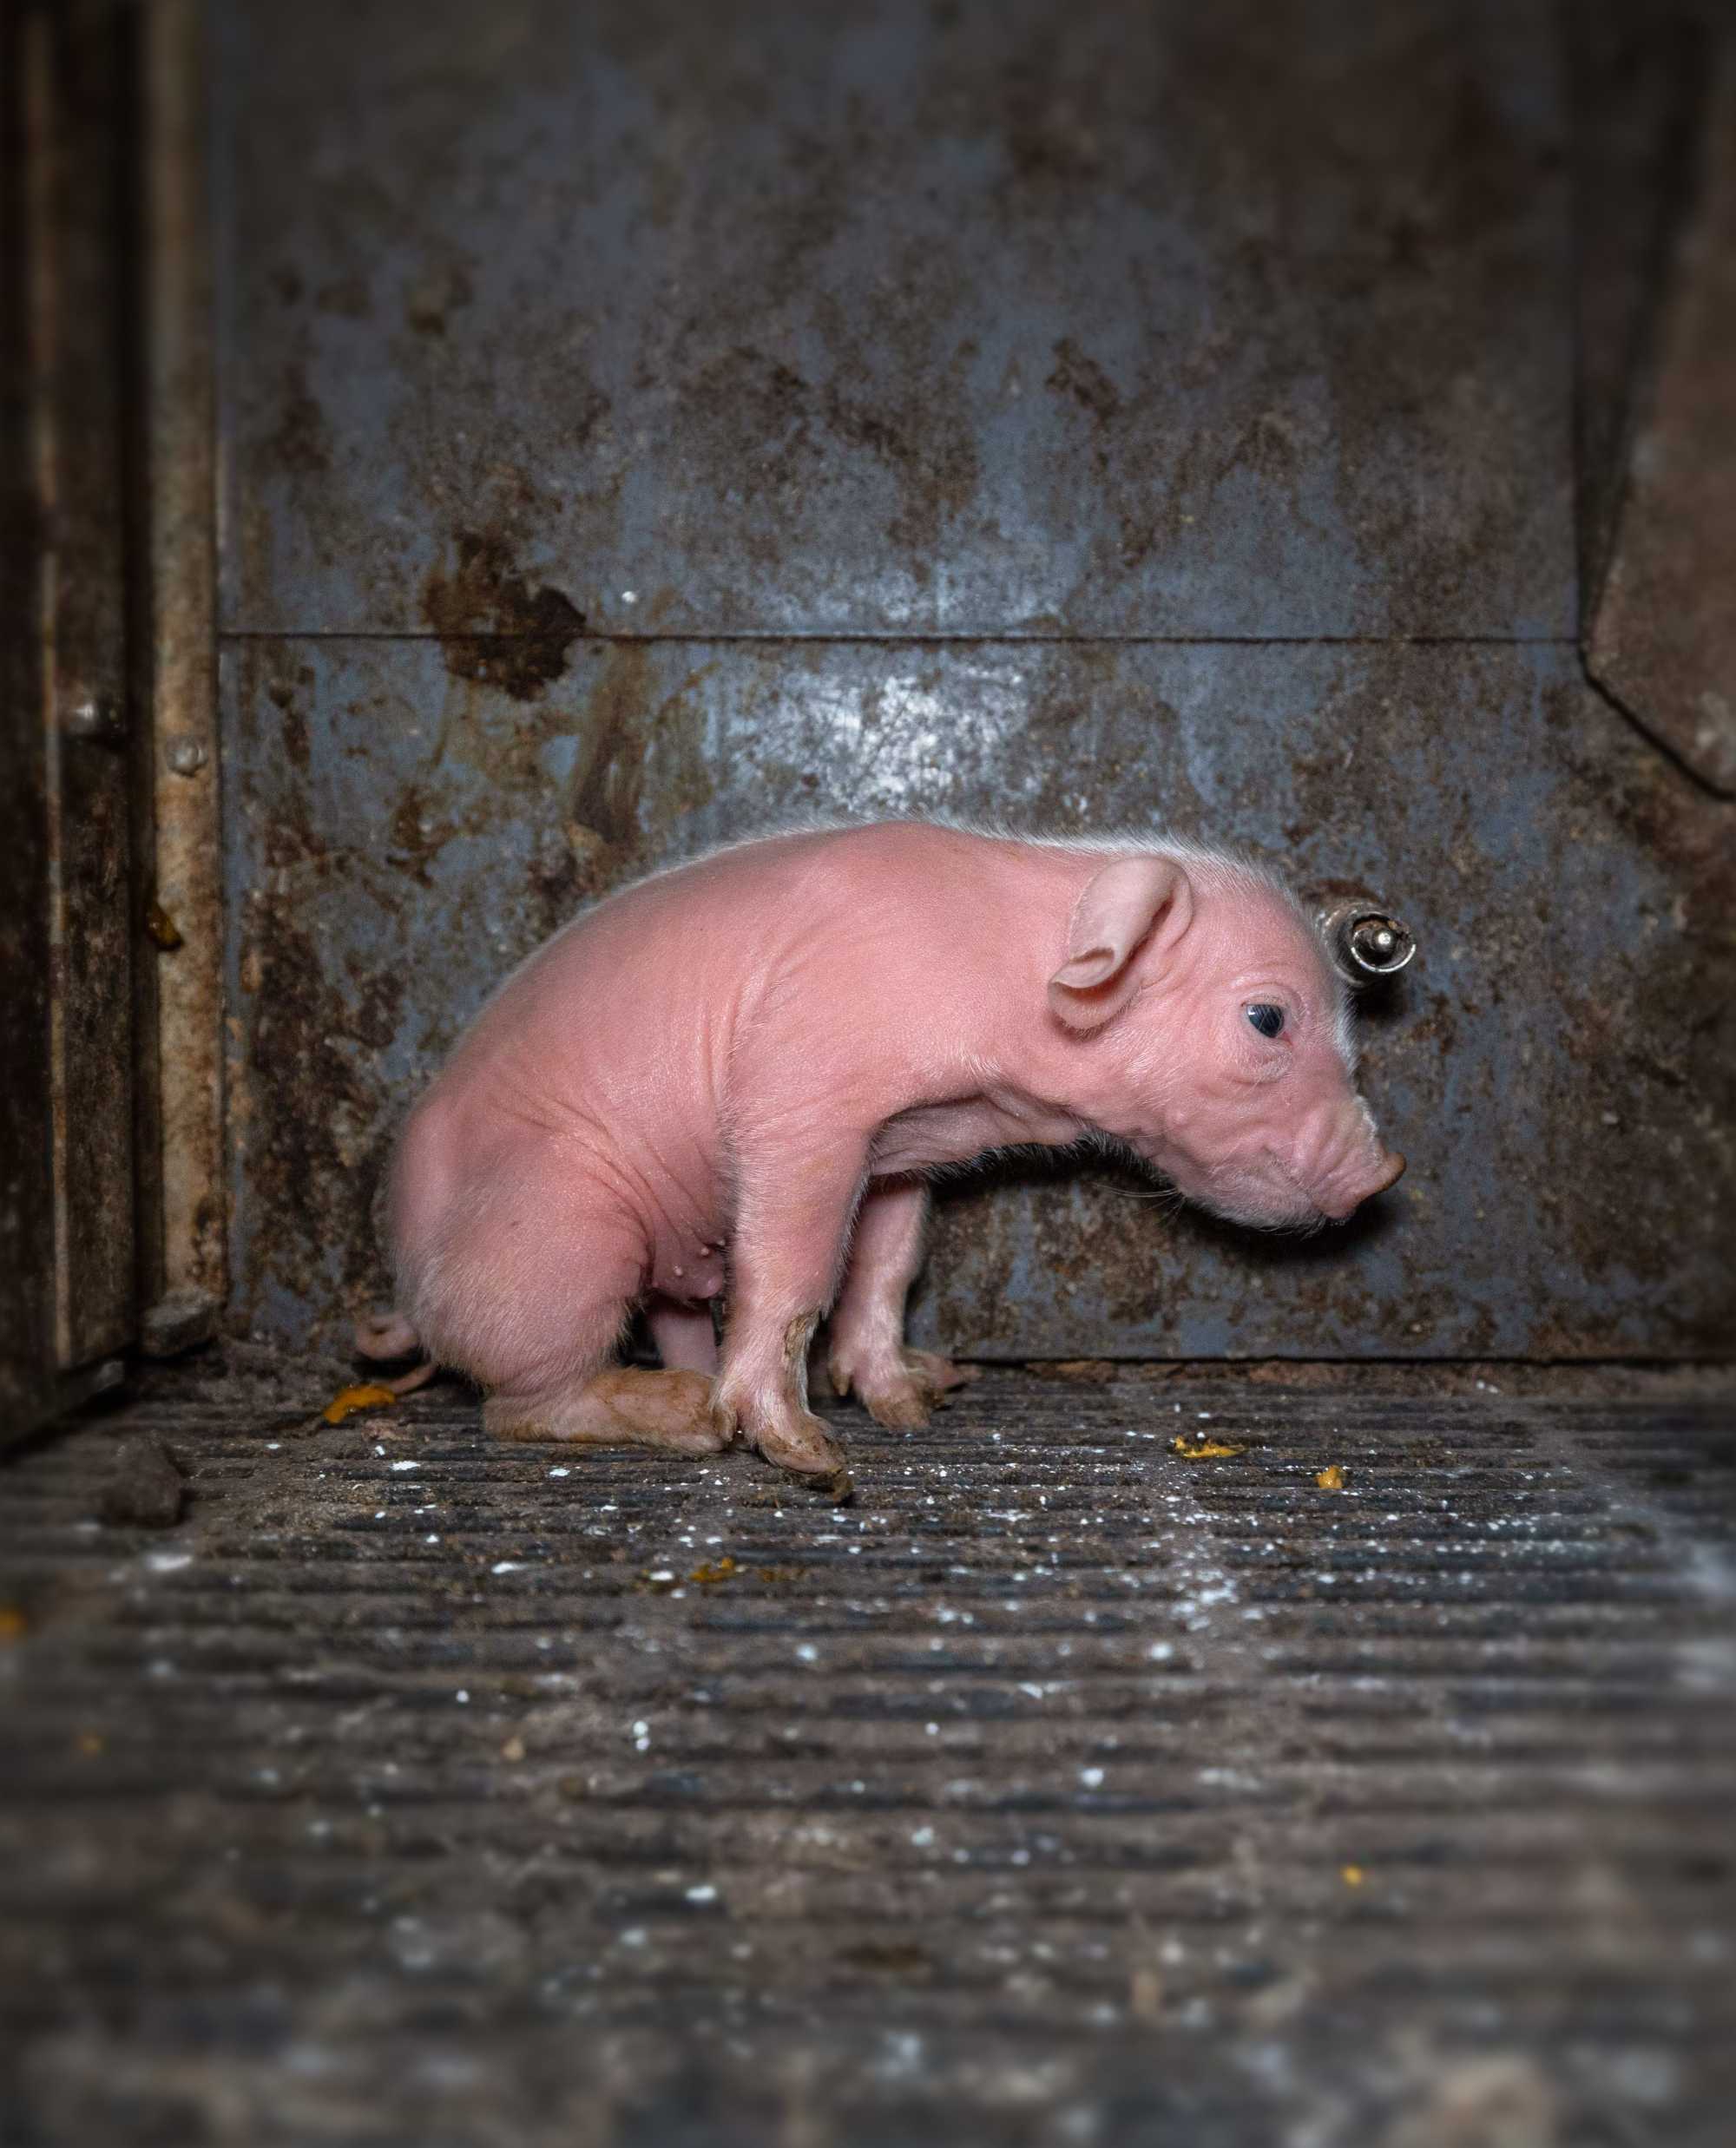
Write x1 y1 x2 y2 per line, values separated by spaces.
826 1179 979 1430
486 1367 732 1452
414 1169 727 1454
647 1297 720 1374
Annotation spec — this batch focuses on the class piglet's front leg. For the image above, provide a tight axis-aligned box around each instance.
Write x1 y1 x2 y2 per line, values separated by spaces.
712 1138 868 1497
826 1179 979 1429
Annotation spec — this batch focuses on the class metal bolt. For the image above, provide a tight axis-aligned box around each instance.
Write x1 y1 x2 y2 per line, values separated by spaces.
1318 900 1418 983
1344 912 1417 977
165 735 208 776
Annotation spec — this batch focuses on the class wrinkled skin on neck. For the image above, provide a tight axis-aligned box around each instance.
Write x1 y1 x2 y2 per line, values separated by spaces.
1033 864 1402 1230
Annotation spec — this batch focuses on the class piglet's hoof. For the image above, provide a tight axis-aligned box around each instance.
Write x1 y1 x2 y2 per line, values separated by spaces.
832 1347 980 1432
750 1409 853 1501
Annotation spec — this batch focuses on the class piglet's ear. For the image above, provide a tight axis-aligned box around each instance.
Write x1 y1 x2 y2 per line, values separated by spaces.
1048 855 1194 1032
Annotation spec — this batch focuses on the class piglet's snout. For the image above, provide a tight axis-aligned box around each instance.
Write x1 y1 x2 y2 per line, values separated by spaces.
1322 1147 1405 1219
1294 1099 1405 1220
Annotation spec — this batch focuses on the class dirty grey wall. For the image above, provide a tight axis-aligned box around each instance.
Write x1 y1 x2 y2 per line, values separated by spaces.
215 0 1733 1357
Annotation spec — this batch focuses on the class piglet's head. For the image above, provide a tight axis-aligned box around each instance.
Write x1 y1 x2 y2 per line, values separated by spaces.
1048 851 1404 1231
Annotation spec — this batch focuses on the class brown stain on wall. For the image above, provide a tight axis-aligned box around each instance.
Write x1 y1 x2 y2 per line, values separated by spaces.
420 531 585 701
266 362 332 474
1045 338 1121 425
266 670 312 774
569 642 655 864
538 644 719 919
404 261 473 338
244 894 405 1324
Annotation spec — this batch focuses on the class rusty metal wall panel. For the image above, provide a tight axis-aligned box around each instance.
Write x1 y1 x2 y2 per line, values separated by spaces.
1568 0 1706 626
1587 36 1736 795
217 0 1574 640
220 640 1734 1357
0 4 56 1434
214 0 1733 1362
27 5 140 1370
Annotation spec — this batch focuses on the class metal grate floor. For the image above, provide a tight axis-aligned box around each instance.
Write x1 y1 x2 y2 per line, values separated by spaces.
3 1370 1733 2146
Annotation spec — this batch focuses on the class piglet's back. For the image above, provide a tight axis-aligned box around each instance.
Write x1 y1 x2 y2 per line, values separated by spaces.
423 831 844 1132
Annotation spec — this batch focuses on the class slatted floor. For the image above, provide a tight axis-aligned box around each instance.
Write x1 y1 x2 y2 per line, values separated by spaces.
3 1370 1733 2145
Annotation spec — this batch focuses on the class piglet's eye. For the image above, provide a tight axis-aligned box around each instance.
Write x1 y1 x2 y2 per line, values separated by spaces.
1246 1003 1285 1039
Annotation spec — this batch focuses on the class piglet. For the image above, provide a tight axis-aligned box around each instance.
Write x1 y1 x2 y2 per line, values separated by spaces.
358 822 1404 1491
